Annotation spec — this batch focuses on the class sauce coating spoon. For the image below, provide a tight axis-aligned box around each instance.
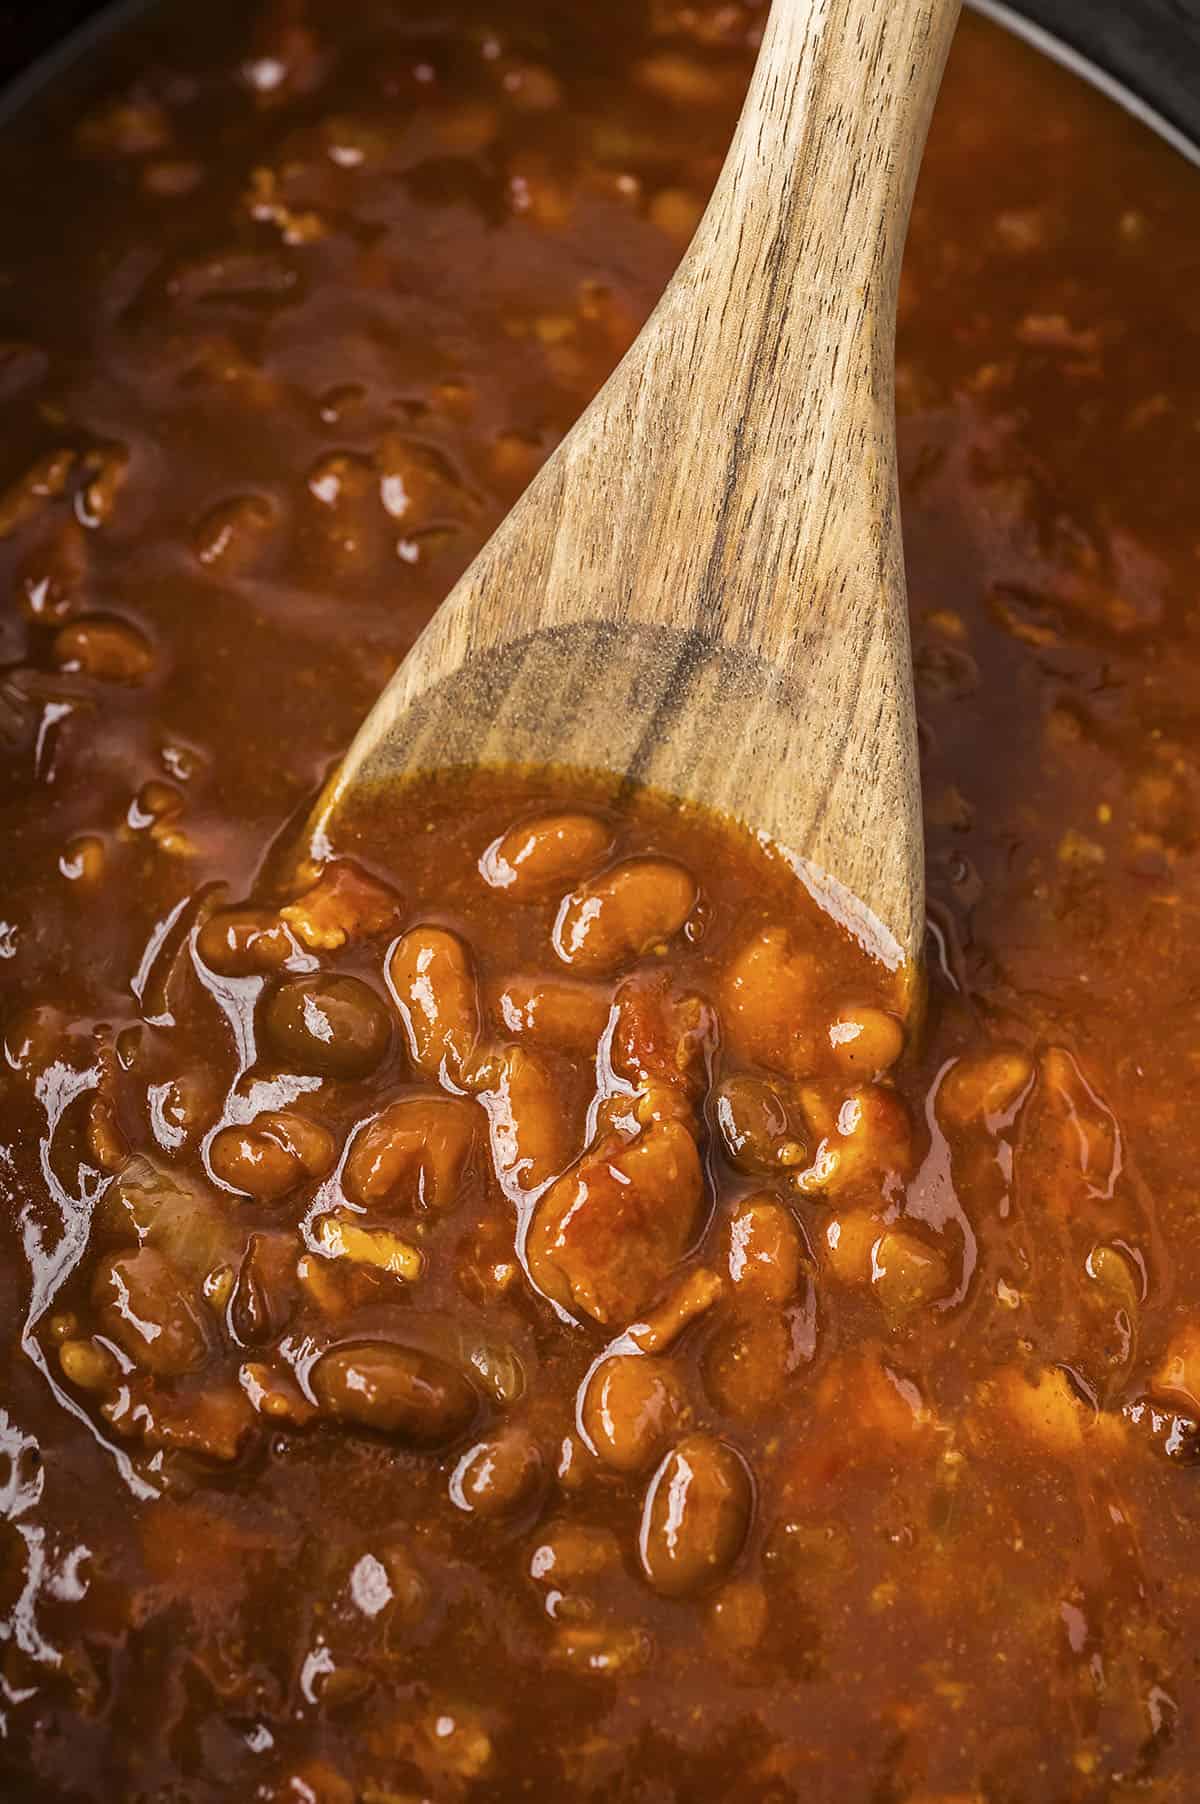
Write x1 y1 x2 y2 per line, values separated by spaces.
312 0 961 978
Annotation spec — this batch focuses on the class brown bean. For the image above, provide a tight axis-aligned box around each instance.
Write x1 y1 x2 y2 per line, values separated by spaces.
870 1229 953 1320
480 1045 570 1194
58 1337 119 1392
449 1428 542 1517
388 926 480 1086
343 1095 476 1210
86 1096 127 1174
828 1005 905 1078
92 1247 208 1377
481 812 612 895
938 1048 1034 1128
529 1521 620 1618
196 907 299 977
639 1434 752 1598
52 614 154 684
59 833 106 885
580 1354 683 1472
312 1342 478 1446
727 1196 804 1305
494 975 612 1052
713 1074 806 1173
549 1625 651 1675
210 1109 336 1200
720 927 816 1076
553 859 697 972
0 448 73 539
262 974 391 1078
228 1231 299 1346
191 494 277 573
527 1119 703 1324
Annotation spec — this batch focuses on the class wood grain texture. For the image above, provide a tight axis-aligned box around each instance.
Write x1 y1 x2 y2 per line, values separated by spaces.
312 0 961 974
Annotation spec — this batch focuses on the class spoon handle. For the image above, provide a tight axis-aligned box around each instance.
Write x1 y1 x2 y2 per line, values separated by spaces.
663 0 962 667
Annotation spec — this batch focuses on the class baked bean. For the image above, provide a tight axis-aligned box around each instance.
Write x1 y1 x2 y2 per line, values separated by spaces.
59 833 106 884
1035 1047 1119 1217
796 1084 914 1197
1080 1242 1141 1389
480 1045 570 1193
449 1428 542 1517
714 1073 806 1173
86 1095 127 1174
494 975 612 1052
527 1119 703 1323
463 1340 526 1407
209 1108 336 1200
196 907 301 977
553 859 697 972
822 1208 882 1284
262 973 391 1078
228 1232 299 1346
92 1247 208 1377
939 1048 1034 1127
550 1625 651 1676
312 1342 478 1446
388 926 480 1086
227 1367 308 1437
0 447 73 539
828 1005 905 1078
639 1434 752 1598
580 1353 683 1471
529 1521 620 1617
343 1095 475 1210
1087 1241 1140 1319
191 493 277 571
52 615 154 684
871 1229 952 1320
280 859 401 952
704 1312 792 1418
58 1337 119 1392
727 1196 804 1305
480 812 612 895
720 927 817 1076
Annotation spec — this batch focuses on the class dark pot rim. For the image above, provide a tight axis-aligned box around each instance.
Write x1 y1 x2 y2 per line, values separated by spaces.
0 0 1198 170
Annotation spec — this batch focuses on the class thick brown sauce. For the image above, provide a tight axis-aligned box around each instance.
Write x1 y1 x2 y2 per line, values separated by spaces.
3 3 1200 1800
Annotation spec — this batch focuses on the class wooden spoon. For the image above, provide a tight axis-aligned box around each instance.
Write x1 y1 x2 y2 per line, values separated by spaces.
311 0 960 976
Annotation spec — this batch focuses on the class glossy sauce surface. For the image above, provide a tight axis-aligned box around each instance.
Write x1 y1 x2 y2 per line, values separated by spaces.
4 4 1200 1801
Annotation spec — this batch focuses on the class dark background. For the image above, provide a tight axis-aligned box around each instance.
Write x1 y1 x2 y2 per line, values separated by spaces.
0 0 1198 140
